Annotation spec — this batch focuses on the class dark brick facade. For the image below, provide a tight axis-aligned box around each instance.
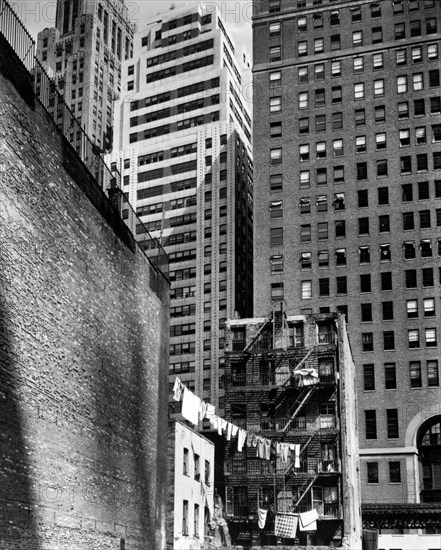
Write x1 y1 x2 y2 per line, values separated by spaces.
0 39 169 549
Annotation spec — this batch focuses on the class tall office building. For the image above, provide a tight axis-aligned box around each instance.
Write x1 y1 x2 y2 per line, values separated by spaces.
253 0 441 544
107 3 253 415
36 0 135 151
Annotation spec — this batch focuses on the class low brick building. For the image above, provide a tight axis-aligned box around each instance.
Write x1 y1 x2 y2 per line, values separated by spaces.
223 311 361 548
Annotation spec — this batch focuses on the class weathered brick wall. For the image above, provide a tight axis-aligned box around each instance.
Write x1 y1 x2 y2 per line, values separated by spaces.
0 38 169 550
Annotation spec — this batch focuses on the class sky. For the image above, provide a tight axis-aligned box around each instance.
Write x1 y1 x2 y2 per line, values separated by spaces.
14 0 253 58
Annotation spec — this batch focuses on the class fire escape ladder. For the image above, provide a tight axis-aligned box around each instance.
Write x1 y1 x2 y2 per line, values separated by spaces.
282 348 314 388
284 434 315 479
295 475 319 507
242 309 273 353
282 385 317 433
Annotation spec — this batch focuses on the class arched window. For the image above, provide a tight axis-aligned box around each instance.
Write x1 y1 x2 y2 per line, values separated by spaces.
418 417 441 502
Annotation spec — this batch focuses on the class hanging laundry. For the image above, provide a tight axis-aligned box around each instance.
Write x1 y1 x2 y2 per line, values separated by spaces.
274 513 298 538
280 443 289 463
199 401 207 422
231 424 239 438
209 414 219 430
294 444 300 468
247 433 258 447
226 422 233 441
237 428 247 452
299 509 318 532
173 377 183 401
181 387 201 426
218 418 227 436
257 508 268 529
263 438 271 460
205 403 216 418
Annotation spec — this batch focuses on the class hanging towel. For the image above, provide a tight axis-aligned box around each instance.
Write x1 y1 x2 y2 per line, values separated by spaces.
263 438 271 460
294 444 300 468
280 443 289 463
173 377 183 401
257 436 265 458
257 508 268 529
237 428 247 452
205 403 216 418
231 424 239 438
274 513 298 538
226 422 233 441
299 509 318 532
199 401 207 421
181 387 201 426
209 414 218 430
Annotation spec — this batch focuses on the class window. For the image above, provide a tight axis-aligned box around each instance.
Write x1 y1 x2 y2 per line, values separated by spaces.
316 115 326 132
316 195 327 212
402 184 413 202
401 156 411 174
427 360 439 387
365 410 377 438
330 10 340 26
400 129 410 147
358 190 368 207
299 92 308 109
362 332 373 352
333 139 343 156
378 187 389 205
270 200 283 218
332 112 342 130
356 135 366 153
299 171 309 189
387 409 399 438
380 243 391 261
413 73 424 91
313 13 323 28
405 269 417 288
270 96 281 112
334 166 344 183
408 329 420 349
410 360 422 386
315 64 325 81
396 49 407 66
269 21 281 37
300 224 311 242
425 328 437 347
300 252 311 269
420 239 432 257
371 3 381 18
334 193 345 211
375 106 385 122
270 121 282 138
434 151 441 170
381 272 392 291
335 247 346 264
183 448 189 476
431 97 441 115
182 500 189 535
353 31 363 46
416 127 427 145
407 299 418 318
428 44 438 60
360 273 371 292
424 298 435 317
353 56 364 73
355 109 366 126
361 303 373 322
385 363 397 389
412 46 423 63
269 0 281 13
336 276 347 294
359 246 370 263
271 174 283 192
316 142 326 159
363 364 375 390
330 86 342 104
429 69 440 87
318 222 328 240
397 75 407 93
395 23 405 40
331 61 341 76
319 278 330 297
420 210 431 228
382 301 394 320
410 20 422 37
389 462 401 483
373 53 383 69
270 148 282 164
298 66 308 83
367 462 379 484
377 159 388 177
372 27 382 44
403 240 416 258
270 71 282 89
270 254 284 273
299 144 309 161
426 17 437 34
301 280 312 300
379 214 390 232
351 7 361 22
271 227 283 246
330 35 341 51
383 331 395 350
271 282 284 300
298 41 307 56
415 98 426 116
269 45 281 62
354 83 365 99
314 38 324 54
398 102 409 119
318 250 329 267
315 89 325 107
299 117 309 134
297 16 307 32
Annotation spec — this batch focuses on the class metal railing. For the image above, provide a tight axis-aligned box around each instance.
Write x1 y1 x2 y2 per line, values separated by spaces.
0 0 168 281
295 504 342 518
259 415 337 432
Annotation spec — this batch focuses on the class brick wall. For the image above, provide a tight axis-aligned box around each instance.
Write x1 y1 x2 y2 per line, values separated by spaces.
0 37 169 550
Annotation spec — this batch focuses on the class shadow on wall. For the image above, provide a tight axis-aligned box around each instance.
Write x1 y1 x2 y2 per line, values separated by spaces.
0 284 42 548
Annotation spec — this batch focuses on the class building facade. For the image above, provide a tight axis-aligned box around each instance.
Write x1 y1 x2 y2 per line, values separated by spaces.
223 311 362 548
252 0 441 542
36 0 135 151
166 421 215 550
107 3 253 415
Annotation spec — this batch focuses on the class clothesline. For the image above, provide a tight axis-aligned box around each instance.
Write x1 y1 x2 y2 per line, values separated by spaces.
173 377 301 465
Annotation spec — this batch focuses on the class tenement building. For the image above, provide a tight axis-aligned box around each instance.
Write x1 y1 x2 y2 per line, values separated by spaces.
223 311 362 548
252 0 441 546
107 3 253 416
36 0 135 151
